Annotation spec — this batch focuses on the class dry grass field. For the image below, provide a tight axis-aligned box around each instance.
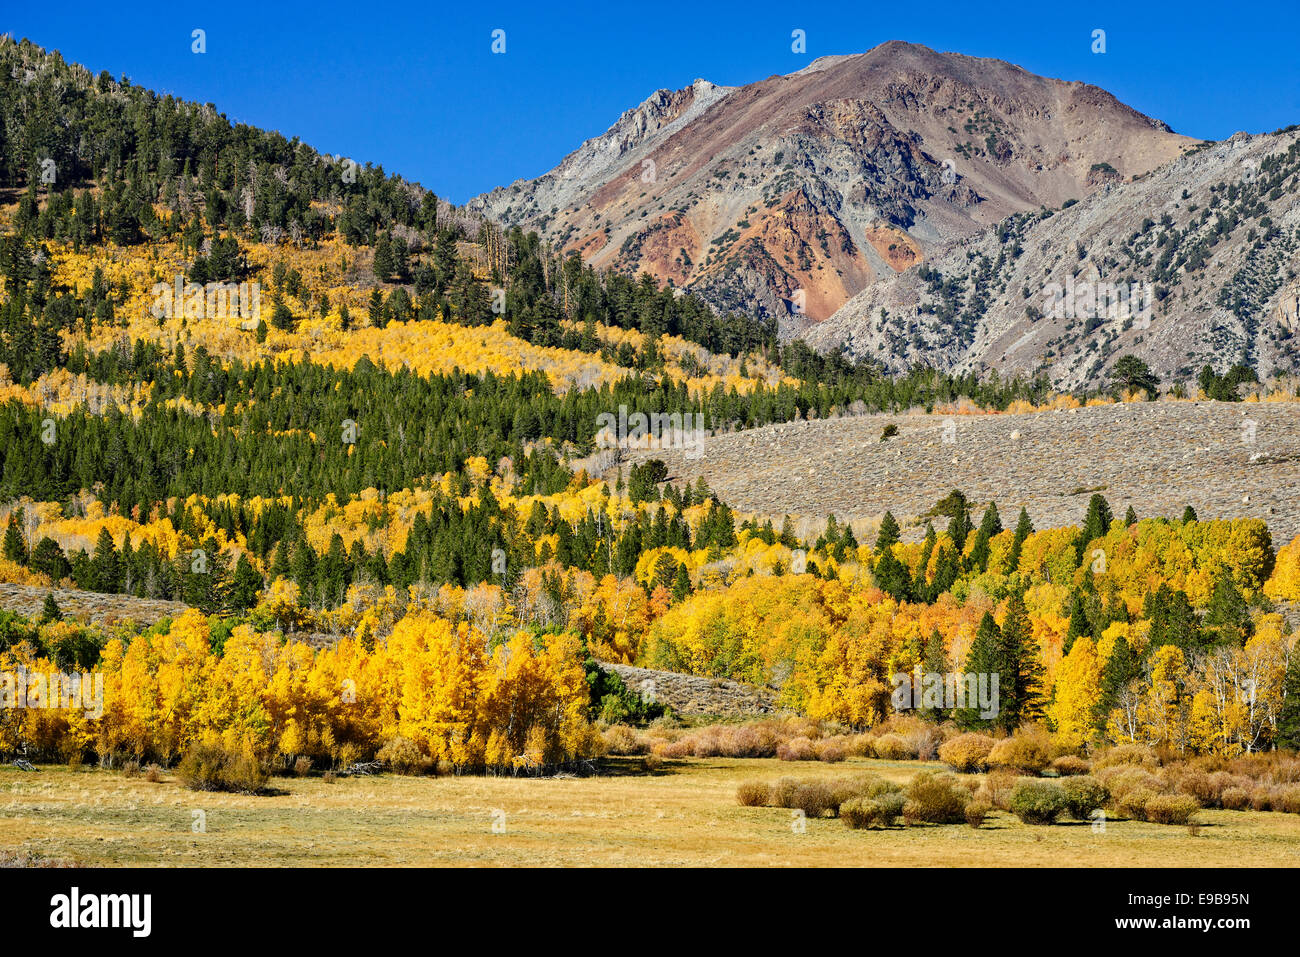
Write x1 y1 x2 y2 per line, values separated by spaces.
3 757 1300 867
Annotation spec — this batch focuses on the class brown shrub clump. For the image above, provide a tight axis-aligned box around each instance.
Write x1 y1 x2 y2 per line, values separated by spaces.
986 728 1052 774
902 771 970 825
1144 794 1200 825
376 736 433 775
177 743 270 794
602 725 649 756
777 737 818 761
873 733 918 761
1116 787 1159 821
1093 743 1159 771
979 768 1021 811
736 781 772 806
813 738 847 763
938 733 997 772
1050 755 1091 776
965 800 992 828
1220 786 1251 811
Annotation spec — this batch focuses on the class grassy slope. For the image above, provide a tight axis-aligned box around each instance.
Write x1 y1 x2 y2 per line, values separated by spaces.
3 758 1299 867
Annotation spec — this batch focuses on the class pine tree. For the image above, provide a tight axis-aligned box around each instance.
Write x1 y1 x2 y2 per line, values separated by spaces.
91 527 120 594
957 612 1000 729
671 562 692 602
969 500 1000 574
372 234 394 281
995 592 1046 731
39 591 62 623
1182 505 1198 523
873 548 911 602
875 511 901 555
918 628 950 723
977 501 1003 538
230 552 264 610
1100 634 1141 722
1276 651 1300 751
1204 571 1250 644
1078 493 1113 562
1124 505 1138 527
30 536 70 581
1009 506 1034 570
1063 590 1090 656
2 516 26 563
947 498 973 552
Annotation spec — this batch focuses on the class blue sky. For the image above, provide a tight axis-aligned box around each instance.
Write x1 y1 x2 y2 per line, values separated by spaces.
6 1 1299 203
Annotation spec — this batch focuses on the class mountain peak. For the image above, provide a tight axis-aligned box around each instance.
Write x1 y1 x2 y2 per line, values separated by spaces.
472 45 1192 334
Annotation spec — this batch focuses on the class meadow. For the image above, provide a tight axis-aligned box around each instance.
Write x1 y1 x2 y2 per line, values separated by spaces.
4 757 1299 867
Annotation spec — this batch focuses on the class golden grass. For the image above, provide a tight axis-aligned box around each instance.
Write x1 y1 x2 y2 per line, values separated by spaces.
2 757 1298 867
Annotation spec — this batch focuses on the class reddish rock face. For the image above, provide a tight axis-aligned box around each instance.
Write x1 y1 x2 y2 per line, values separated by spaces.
472 41 1191 334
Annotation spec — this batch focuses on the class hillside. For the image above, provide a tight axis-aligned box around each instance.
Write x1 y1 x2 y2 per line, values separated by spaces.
807 129 1300 389
471 41 1192 332
623 398 1300 544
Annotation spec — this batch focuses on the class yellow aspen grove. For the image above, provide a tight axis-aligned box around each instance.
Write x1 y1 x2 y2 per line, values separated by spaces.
1050 635 1103 749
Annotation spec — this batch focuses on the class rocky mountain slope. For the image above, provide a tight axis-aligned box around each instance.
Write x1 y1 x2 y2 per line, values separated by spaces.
622 400 1300 546
806 129 1300 388
470 41 1193 333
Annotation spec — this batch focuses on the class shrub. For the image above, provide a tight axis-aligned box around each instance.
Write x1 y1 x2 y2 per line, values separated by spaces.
979 768 1021 811
377 736 432 775
1144 794 1200 825
1116 787 1158 821
987 729 1052 774
642 753 663 772
903 771 970 824
790 781 837 818
840 797 873 828
177 743 270 794
738 780 764 806
1051 755 1091 776
1173 769 1221 806
938 733 996 772
602 724 648 756
1094 743 1158 770
871 733 915 761
1273 785 1300 814
293 756 312 777
322 771 338 784
121 758 141 777
842 792 906 829
1061 776 1110 820
1008 780 1068 824
829 773 881 809
1097 766 1162 802
965 800 992 828
1270 758 1300 784
1221 786 1251 811
770 777 803 809
651 739 692 760
843 734 876 758
814 739 846 763
1250 787 1274 812
143 763 162 784
777 737 818 761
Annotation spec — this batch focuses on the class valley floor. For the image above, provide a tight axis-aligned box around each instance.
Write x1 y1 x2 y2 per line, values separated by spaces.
3 758 1299 867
